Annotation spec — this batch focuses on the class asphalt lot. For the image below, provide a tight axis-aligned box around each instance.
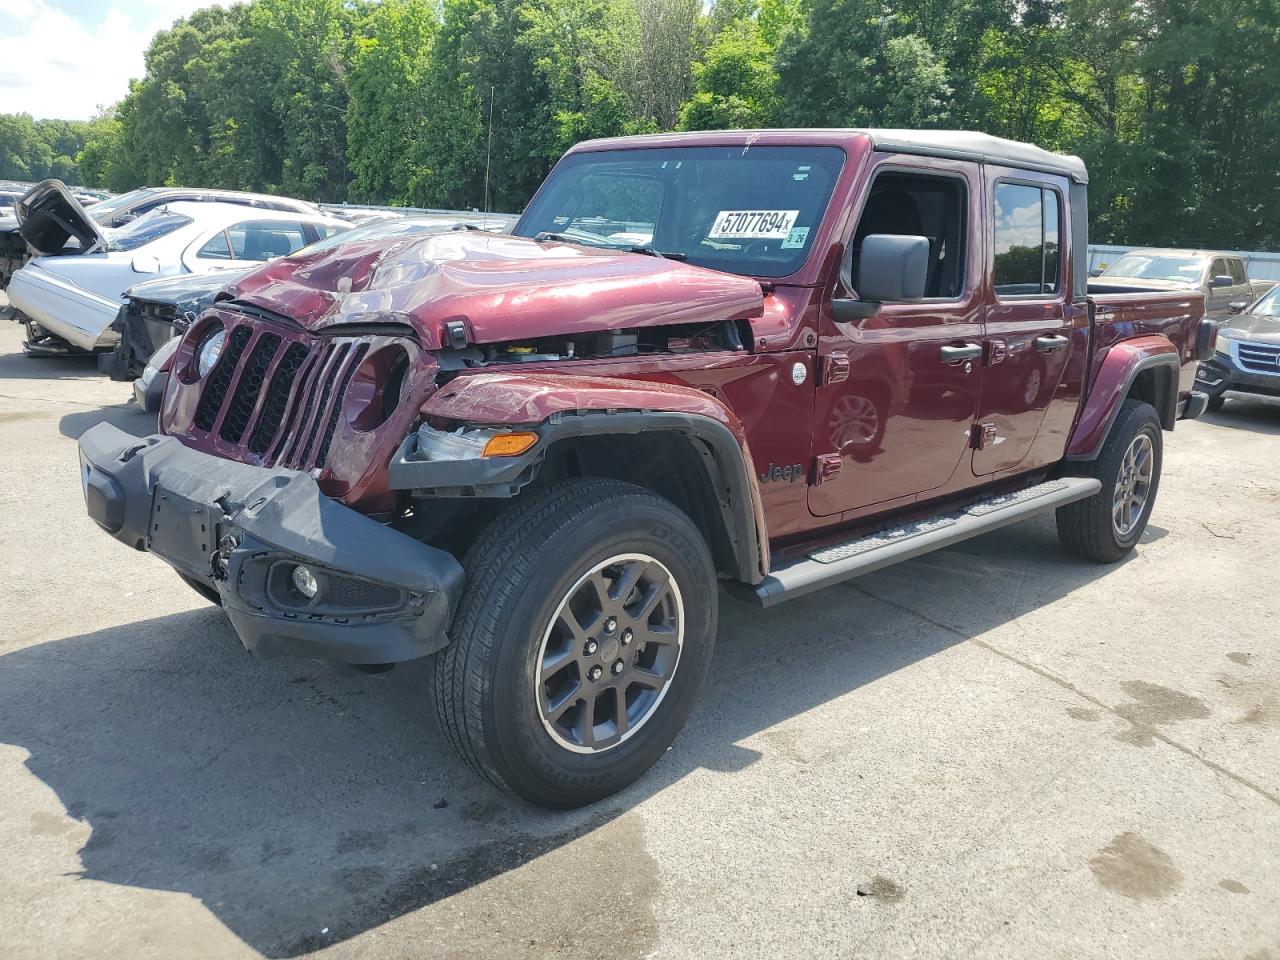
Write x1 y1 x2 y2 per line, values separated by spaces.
0 302 1278 960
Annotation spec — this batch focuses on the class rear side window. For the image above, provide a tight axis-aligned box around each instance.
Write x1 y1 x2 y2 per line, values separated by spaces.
993 183 1061 297
1229 258 1247 284
108 209 194 252
227 221 310 260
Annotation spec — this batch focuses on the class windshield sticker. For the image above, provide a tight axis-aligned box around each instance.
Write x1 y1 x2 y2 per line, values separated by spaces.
780 226 810 249
708 209 799 240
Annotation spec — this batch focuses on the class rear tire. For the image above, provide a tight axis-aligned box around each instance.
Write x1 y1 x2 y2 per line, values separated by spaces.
1057 399 1162 563
431 478 717 808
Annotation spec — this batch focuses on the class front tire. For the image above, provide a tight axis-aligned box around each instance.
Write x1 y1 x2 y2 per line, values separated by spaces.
1057 399 1162 563
431 478 718 808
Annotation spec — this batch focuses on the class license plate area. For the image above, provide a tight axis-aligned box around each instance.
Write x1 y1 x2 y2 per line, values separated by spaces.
148 486 220 576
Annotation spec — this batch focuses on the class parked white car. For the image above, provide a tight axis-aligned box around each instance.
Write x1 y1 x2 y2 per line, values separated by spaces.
8 187 348 355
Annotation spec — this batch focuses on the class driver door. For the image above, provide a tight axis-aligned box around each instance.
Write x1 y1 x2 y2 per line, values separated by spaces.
809 158 985 517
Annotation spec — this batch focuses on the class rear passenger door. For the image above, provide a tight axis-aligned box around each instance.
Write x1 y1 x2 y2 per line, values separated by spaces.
973 170 1083 476
1227 257 1253 308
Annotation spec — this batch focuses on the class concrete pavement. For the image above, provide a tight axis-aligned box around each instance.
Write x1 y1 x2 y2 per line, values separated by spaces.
0 310 1277 959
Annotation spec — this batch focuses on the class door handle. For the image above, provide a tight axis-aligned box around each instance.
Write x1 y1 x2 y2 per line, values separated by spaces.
939 343 983 364
1034 334 1070 352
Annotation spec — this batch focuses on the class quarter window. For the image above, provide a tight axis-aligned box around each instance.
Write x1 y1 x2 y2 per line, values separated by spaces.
197 232 234 260
993 183 1061 297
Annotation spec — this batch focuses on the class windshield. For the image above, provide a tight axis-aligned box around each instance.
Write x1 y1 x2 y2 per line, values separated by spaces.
513 145 845 278
1101 253 1205 283
107 208 193 252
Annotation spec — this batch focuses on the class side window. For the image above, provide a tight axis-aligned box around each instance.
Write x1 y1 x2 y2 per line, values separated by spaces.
852 170 968 299
228 220 310 261
1210 258 1228 282
993 182 1062 297
196 231 233 260
1229 258 1248 285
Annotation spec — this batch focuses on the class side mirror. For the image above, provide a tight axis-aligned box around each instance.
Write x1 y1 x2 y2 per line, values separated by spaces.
832 234 930 321
130 254 160 274
1211 274 1234 288
1089 267 1104 278
1228 300 1249 314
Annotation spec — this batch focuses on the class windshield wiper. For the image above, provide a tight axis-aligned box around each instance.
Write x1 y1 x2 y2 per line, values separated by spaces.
627 245 686 260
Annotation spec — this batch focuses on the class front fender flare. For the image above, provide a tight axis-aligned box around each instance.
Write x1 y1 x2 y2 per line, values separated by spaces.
391 371 769 583
1066 336 1180 460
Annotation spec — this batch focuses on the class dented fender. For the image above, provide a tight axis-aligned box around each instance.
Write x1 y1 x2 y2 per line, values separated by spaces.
1066 335 1181 460
412 371 770 582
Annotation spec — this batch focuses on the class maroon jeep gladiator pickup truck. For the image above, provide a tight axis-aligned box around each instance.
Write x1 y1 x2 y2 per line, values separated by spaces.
78 130 1215 806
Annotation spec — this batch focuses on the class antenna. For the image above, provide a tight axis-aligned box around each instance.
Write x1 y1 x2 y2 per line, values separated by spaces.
483 84 494 226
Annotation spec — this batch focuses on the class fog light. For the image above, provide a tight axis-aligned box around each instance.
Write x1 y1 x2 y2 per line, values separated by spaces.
292 564 320 599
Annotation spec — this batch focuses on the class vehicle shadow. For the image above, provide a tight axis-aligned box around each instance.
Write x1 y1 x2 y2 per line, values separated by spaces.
1201 397 1280 436
0 346 101 383
57 401 154 440
0 515 1132 957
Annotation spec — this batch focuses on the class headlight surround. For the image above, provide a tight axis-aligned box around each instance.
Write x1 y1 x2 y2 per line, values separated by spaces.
195 326 226 378
140 336 181 388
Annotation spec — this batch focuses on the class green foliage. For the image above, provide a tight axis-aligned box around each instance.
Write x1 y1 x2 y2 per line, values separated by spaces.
1 0 1277 249
679 20 780 130
0 113 95 183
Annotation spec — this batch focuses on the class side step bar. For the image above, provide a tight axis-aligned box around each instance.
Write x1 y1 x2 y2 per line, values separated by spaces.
748 477 1102 607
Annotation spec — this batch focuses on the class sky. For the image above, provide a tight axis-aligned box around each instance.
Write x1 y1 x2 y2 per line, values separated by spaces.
0 0 225 121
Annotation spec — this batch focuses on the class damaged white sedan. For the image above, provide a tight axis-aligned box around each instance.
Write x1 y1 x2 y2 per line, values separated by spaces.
6 182 348 356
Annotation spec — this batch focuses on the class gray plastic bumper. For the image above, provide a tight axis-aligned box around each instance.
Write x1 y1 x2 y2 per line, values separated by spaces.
77 422 464 663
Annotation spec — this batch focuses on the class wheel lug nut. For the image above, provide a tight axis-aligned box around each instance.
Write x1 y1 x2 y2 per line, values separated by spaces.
620 628 633 646
588 665 603 682
584 639 598 656
612 659 625 676
604 617 617 634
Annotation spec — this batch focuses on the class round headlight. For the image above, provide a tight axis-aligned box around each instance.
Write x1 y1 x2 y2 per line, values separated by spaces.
196 328 226 378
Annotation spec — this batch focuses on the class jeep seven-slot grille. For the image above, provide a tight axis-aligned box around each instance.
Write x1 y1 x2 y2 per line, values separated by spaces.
194 326 252 431
191 321 376 472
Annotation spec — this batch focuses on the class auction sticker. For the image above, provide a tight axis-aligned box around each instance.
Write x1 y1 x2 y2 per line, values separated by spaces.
708 209 799 240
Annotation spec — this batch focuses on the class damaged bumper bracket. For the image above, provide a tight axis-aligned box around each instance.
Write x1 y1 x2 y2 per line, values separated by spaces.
77 422 464 664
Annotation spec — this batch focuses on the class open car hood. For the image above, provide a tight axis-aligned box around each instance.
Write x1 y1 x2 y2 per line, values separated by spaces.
229 231 764 349
15 179 109 256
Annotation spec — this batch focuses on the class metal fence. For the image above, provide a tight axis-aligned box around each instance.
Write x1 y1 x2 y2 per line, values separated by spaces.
1088 244 1280 282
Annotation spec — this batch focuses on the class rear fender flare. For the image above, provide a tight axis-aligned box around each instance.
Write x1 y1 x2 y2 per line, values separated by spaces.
1066 337 1180 460
406 371 769 583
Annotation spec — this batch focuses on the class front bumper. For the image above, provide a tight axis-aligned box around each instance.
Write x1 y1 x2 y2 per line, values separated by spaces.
1195 346 1280 401
78 423 464 663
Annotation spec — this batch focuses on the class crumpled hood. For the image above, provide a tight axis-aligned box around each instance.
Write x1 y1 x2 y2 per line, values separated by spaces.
126 268 252 308
229 231 764 349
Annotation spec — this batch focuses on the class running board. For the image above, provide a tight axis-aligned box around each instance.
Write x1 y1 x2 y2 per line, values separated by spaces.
748 477 1102 607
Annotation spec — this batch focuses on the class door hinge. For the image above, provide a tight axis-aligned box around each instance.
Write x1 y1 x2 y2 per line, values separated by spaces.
814 453 842 483
970 422 998 449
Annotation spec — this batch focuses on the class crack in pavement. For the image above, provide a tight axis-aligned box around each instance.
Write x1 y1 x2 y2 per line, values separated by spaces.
843 581 1280 810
